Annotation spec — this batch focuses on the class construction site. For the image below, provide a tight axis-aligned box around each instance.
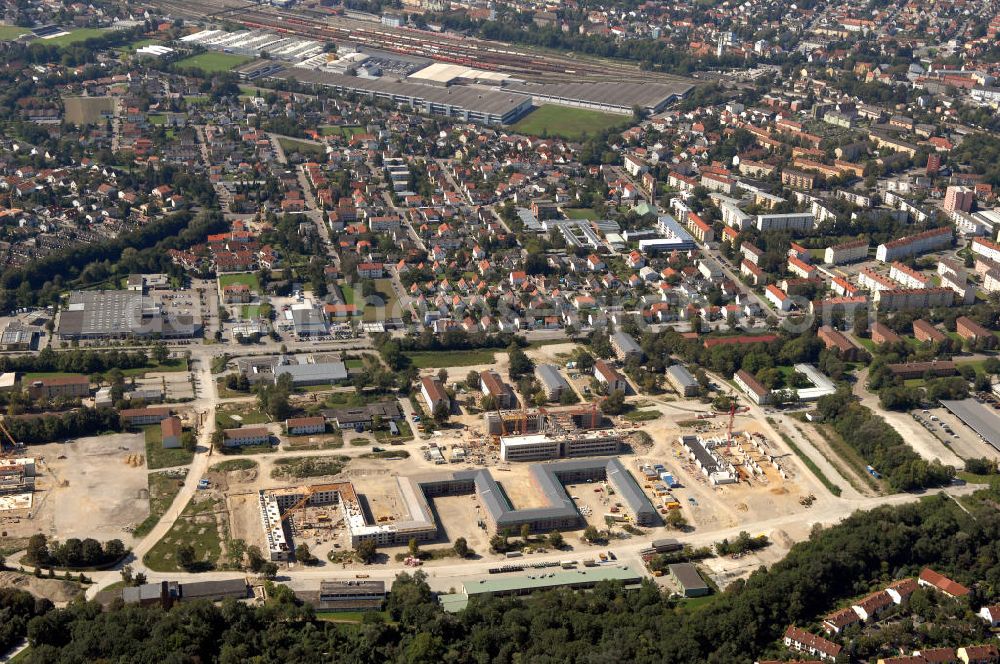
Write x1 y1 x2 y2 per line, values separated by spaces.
483 404 632 463
0 417 34 513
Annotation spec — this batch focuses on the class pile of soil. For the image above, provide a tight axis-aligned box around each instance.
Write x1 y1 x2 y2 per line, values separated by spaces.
0 570 82 603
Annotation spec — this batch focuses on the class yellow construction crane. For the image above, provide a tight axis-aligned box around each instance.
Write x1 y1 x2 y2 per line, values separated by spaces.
279 487 316 524
0 416 23 458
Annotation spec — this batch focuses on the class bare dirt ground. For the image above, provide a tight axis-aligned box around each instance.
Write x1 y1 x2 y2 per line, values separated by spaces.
226 491 263 549
9 434 150 545
0 571 82 605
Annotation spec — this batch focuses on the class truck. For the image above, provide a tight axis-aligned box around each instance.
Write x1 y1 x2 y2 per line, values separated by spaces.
866 465 882 479
560 560 577 569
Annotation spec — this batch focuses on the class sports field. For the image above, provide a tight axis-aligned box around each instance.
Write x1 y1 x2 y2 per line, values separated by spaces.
512 105 627 140
0 26 29 40
42 28 108 46
176 52 253 73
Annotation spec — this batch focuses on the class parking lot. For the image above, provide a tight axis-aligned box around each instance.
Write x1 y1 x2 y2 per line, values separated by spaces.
911 406 1000 462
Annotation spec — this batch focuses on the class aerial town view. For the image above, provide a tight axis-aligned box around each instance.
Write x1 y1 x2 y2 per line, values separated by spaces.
0 0 998 660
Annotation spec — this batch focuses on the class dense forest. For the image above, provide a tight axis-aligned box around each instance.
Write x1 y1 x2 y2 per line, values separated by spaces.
7 490 1000 663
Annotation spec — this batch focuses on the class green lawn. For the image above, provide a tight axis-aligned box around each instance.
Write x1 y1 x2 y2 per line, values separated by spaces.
242 305 262 319
25 359 184 383
512 105 628 140
147 114 167 125
373 420 414 443
364 279 402 322
119 38 162 53
210 459 258 472
218 272 261 293
0 26 30 40
144 426 194 470
41 28 108 46
278 136 326 157
564 208 598 220
176 52 253 73
405 349 496 368
143 495 224 572
316 610 389 623
320 125 366 138
271 455 349 480
133 470 187 538
215 407 270 429
623 409 662 422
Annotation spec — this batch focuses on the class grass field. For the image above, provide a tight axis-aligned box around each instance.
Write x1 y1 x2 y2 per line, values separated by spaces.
120 38 162 53
278 136 326 157
24 358 185 383
176 52 253 73
147 114 167 125
41 28 108 46
374 420 414 443
218 272 261 293
210 459 258 472
271 455 349 480
216 406 269 429
143 495 224 572
0 26 30 40
320 125 366 138
144 426 194 470
405 349 496 368
242 305 262 319
132 470 187 538
564 208 598 220
623 409 662 422
364 279 402 322
512 105 627 140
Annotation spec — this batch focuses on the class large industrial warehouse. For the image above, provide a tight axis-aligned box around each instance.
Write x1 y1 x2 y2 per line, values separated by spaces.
269 69 533 126
503 80 694 115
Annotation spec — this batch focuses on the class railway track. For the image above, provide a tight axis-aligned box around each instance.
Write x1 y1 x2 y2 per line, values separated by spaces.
146 0 686 84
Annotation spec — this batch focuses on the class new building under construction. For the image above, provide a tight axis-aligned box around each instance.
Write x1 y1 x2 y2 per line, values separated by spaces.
484 406 625 462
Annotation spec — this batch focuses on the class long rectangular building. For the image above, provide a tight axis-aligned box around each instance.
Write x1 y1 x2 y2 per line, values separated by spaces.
270 69 532 125
503 80 693 115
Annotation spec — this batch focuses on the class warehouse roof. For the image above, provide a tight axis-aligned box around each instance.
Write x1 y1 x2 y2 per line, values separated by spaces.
270 69 531 117
535 364 569 392
939 399 1000 451
504 79 693 112
668 562 709 593
274 361 348 383
666 364 698 389
467 565 642 596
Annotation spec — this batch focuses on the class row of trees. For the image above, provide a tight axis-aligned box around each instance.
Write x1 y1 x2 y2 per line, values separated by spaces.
25 534 126 570
13 490 1000 663
817 389 955 491
5 408 122 446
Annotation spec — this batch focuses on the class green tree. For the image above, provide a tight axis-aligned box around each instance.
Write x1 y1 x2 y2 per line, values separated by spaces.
356 539 377 564
601 389 626 415
453 537 469 558
547 531 565 549
176 544 196 571
583 525 600 543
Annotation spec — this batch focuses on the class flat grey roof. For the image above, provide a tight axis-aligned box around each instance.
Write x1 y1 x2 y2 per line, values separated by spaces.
668 563 708 592
504 80 694 110
59 290 143 336
939 399 1000 451
535 364 570 392
272 69 531 117
612 331 643 354
666 364 697 389
274 361 348 382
